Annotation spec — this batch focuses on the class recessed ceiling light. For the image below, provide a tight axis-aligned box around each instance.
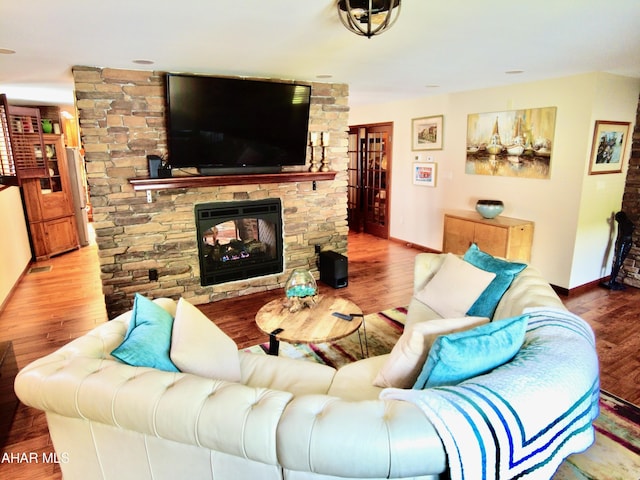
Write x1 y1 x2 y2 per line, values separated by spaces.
132 59 154 65
316 74 333 79
425 84 440 88
505 70 524 75
0 48 16 55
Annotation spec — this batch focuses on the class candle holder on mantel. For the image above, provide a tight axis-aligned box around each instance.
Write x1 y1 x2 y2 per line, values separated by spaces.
320 132 331 172
309 143 319 172
308 132 331 172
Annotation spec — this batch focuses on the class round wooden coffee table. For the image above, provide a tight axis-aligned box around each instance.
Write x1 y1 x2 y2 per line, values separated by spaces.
255 295 365 356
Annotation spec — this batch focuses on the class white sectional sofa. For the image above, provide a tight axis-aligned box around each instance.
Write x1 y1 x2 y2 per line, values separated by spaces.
14 252 599 480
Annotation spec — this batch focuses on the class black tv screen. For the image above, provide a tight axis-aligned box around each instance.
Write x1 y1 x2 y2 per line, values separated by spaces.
166 74 311 174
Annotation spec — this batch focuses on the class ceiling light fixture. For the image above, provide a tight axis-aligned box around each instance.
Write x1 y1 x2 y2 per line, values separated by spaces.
337 0 401 38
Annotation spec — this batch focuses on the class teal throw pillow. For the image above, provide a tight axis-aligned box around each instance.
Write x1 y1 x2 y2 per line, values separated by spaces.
412 314 528 389
111 293 179 372
463 243 527 318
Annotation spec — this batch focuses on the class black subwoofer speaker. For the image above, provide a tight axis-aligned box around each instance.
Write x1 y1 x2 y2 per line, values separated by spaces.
319 251 348 288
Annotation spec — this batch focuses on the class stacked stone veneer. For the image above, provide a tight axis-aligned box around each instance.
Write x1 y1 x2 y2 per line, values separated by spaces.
620 92 640 287
73 66 349 318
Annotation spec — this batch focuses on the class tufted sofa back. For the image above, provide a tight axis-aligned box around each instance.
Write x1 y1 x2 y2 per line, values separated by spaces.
15 297 445 480
408 252 565 326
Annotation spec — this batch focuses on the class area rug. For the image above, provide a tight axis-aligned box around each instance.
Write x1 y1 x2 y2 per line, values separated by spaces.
244 306 640 479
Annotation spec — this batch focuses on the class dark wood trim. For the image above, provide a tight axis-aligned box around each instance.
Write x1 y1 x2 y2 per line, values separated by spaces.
128 171 337 191
389 236 440 253
552 277 610 297
0 261 31 315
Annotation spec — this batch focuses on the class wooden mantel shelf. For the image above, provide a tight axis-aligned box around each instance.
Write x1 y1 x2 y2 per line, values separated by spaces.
128 171 337 191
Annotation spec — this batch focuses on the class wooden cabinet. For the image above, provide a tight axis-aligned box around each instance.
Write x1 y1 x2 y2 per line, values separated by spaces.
21 134 79 260
443 210 533 262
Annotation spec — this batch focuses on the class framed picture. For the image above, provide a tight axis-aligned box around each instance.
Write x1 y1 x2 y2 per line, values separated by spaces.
413 162 437 187
588 121 631 175
466 106 557 179
412 115 443 150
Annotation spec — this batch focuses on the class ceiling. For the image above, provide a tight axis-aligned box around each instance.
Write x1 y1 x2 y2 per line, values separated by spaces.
1 0 639 107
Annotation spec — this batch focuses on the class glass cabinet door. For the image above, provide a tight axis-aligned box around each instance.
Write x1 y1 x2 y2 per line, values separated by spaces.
40 140 62 193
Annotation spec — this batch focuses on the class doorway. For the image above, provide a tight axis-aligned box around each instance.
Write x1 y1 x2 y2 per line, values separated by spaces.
347 123 393 239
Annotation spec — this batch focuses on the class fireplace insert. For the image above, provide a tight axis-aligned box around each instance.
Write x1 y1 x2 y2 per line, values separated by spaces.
195 199 283 286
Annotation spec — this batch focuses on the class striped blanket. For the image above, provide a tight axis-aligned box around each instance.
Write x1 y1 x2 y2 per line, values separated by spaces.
381 307 599 479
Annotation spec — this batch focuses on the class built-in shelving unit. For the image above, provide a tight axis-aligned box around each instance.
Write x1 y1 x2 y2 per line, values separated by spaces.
128 171 337 191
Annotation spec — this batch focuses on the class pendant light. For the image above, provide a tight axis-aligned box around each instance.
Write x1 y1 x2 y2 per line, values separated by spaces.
337 0 401 38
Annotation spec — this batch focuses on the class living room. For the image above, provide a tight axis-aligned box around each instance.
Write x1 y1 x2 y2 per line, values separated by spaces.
1 2 639 479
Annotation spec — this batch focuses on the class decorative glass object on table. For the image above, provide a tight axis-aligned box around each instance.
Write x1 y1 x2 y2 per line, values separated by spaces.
284 268 318 312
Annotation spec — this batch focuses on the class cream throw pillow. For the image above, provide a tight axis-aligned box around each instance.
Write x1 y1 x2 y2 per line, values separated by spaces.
414 253 496 318
373 316 489 388
170 298 241 382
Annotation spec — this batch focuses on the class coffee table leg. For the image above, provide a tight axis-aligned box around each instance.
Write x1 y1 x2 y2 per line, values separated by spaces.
352 314 368 358
268 334 280 355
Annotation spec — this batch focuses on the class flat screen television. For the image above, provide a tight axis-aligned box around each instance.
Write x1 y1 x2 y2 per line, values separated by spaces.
165 74 311 175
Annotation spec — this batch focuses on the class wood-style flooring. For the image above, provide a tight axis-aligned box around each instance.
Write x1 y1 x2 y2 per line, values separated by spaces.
1 231 638 480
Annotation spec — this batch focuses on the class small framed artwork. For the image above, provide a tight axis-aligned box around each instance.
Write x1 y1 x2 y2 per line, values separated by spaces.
412 115 443 150
588 120 631 175
413 162 437 187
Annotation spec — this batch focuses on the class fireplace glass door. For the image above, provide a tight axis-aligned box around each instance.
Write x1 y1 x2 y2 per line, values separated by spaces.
195 199 283 285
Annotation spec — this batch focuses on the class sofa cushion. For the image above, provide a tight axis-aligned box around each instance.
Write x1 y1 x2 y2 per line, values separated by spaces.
373 316 489 389
413 314 528 389
111 293 179 372
414 253 496 318
170 298 241 382
239 351 336 396
328 355 389 400
463 243 527 318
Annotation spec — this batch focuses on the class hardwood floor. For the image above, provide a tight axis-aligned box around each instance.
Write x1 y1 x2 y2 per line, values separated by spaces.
1 230 638 479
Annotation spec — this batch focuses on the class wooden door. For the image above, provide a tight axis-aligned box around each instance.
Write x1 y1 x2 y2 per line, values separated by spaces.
347 123 392 239
347 127 363 231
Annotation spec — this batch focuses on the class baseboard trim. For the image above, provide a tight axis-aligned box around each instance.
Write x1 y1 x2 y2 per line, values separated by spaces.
389 236 440 253
551 277 609 297
0 262 31 315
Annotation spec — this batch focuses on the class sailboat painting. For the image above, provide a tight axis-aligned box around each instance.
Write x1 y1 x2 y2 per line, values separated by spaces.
466 106 557 179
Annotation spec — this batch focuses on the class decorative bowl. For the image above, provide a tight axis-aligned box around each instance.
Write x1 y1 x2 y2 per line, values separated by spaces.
475 200 504 219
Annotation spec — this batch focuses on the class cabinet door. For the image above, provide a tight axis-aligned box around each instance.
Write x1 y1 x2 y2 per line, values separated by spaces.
504 225 533 261
44 216 78 256
473 223 508 258
443 216 476 254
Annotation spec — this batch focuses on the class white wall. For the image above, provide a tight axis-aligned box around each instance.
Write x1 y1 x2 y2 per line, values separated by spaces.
349 73 640 289
570 74 640 287
0 186 31 306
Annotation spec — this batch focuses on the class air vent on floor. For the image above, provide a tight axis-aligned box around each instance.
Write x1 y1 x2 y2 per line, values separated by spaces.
28 266 52 274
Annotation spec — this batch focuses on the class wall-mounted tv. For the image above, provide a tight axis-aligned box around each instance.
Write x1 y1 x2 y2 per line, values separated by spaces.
166 74 311 175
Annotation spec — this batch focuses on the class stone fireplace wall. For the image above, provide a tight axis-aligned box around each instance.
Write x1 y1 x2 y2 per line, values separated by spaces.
73 67 349 318
620 92 640 287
